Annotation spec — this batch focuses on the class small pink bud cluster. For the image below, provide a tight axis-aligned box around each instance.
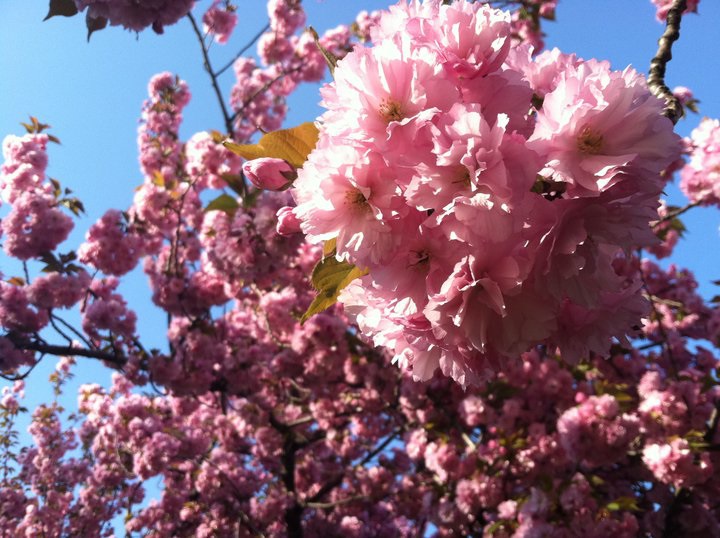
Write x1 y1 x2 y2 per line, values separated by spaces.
185 131 243 190
292 0 681 386
680 117 720 206
0 134 73 260
202 0 237 44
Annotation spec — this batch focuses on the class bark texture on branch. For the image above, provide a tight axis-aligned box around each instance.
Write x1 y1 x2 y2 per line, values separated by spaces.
647 0 688 124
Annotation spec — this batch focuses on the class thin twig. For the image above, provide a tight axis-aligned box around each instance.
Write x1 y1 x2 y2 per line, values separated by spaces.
647 0 688 124
51 313 96 349
187 12 234 135
229 65 302 124
216 23 271 77
652 200 702 227
638 251 680 378
305 427 404 505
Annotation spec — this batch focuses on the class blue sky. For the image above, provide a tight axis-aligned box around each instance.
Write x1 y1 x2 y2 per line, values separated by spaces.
1 0 719 507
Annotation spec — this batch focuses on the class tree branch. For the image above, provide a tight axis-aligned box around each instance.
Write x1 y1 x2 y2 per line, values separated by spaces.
305 426 404 505
229 65 302 124
7 337 126 368
187 12 234 135
647 0 688 124
216 23 271 77
652 200 702 227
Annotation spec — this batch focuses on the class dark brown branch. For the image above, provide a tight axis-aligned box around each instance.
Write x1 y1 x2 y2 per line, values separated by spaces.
304 495 365 510
8 337 126 368
305 427 404 505
281 434 303 538
187 13 234 135
647 0 688 124
704 402 720 444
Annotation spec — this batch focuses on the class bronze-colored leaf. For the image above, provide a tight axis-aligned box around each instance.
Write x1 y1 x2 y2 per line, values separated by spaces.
224 122 319 169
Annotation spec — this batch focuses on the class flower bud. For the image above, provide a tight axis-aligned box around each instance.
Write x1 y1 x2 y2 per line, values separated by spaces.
242 158 296 191
276 206 301 236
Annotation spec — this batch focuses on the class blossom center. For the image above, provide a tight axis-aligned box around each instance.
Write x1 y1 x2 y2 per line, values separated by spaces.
378 98 405 123
452 166 472 188
409 249 430 268
577 125 604 154
346 188 371 213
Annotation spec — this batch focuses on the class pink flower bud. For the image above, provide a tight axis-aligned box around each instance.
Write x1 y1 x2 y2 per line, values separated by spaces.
672 86 694 104
276 206 301 235
242 158 296 191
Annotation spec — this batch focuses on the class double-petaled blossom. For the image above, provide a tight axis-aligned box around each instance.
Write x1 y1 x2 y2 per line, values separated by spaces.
292 0 682 386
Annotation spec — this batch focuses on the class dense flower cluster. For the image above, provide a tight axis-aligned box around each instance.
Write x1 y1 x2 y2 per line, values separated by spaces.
292 0 681 386
3 300 719 536
230 0 359 143
2 0 720 536
0 134 74 260
680 117 720 206
74 0 195 33
202 0 237 44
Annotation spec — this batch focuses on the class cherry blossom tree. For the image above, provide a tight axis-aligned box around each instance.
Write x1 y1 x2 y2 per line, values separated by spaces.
2 0 720 536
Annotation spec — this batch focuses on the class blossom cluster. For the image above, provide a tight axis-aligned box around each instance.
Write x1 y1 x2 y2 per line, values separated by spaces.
292 0 681 386
3 298 719 536
680 117 720 206
0 134 74 261
202 0 237 44
74 0 195 33
2 1 719 536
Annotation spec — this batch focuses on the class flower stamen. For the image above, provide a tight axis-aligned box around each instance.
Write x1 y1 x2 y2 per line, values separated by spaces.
577 125 604 154
379 98 404 123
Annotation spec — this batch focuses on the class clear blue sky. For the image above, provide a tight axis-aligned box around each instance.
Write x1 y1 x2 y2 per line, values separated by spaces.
1 0 719 476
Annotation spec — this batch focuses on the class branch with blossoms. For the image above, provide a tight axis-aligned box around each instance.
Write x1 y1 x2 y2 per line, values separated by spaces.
2 0 720 536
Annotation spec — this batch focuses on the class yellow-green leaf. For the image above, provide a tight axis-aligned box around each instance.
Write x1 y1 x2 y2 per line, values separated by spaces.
224 122 319 169
301 253 367 323
323 238 337 256
605 496 640 512
205 193 239 215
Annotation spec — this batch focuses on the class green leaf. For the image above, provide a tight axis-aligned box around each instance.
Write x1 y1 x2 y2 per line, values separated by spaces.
301 252 367 323
44 0 78 21
204 194 240 215
220 173 246 197
224 122 319 169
